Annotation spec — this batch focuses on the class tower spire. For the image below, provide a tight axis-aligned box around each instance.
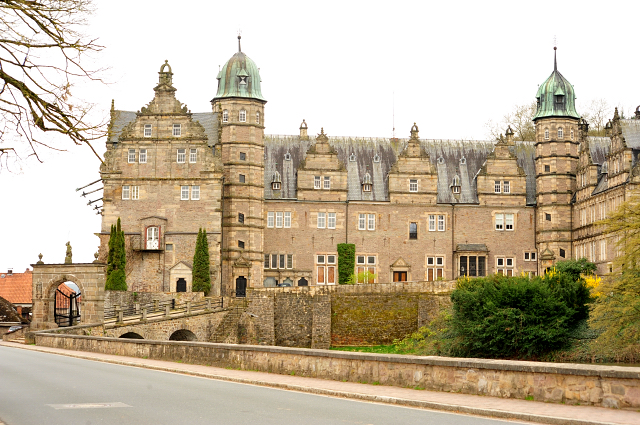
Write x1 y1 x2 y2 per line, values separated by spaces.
554 46 557 72
238 33 242 52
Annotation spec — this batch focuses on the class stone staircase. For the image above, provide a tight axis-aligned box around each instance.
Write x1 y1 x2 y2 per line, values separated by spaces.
210 299 247 343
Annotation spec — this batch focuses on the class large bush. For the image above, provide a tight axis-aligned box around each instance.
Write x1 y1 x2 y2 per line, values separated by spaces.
105 218 127 291
337 243 355 285
450 270 592 359
192 228 211 294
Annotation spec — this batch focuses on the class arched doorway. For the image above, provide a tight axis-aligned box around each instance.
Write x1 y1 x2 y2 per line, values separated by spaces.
54 282 81 327
169 329 197 341
176 278 187 292
236 276 247 297
120 332 144 339
298 277 308 286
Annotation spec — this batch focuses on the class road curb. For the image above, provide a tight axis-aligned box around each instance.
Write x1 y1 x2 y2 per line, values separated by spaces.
0 342 624 425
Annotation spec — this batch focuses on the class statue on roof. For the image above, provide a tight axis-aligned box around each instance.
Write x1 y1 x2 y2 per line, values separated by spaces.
64 241 72 264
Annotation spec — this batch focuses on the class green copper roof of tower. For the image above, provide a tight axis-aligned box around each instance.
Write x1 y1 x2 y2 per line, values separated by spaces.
533 49 579 121
213 36 265 102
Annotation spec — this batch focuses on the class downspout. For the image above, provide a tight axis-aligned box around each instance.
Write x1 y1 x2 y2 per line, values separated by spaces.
451 203 455 279
345 200 349 244
220 175 225 297
534 203 538 276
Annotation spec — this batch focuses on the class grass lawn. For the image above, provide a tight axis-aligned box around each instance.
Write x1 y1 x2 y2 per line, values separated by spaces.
330 345 400 354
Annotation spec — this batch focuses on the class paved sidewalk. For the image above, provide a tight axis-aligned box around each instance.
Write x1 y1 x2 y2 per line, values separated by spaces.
2 341 638 425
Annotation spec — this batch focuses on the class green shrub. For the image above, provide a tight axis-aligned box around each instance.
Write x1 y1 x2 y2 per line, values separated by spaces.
192 228 211 294
337 243 355 285
105 218 127 291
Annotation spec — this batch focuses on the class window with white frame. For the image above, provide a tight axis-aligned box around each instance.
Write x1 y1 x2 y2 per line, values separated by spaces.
146 226 159 250
429 215 436 231
131 186 139 200
426 256 444 281
323 176 330 190
177 149 186 163
139 149 147 163
173 124 181 137
496 257 515 276
358 214 366 230
314 176 321 189
505 213 514 230
181 185 189 200
189 149 197 163
256 111 260 124
328 212 336 229
122 185 130 200
494 181 501 193
316 254 337 285
128 149 136 163
438 215 445 231
144 124 152 137
524 251 537 261
222 110 229 123
503 181 510 193
276 212 283 228
267 212 274 228
367 214 375 230
287 254 293 269
558 127 563 139
191 185 200 200
317 212 326 229
544 129 549 140
409 179 418 192
600 239 607 261
356 255 377 284
284 212 291 228
570 128 574 140
239 109 246 122
495 213 514 231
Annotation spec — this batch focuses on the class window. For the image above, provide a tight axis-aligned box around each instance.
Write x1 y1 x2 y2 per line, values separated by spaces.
426 256 444 281
600 239 607 261
128 149 136 163
166 243 174 252
271 254 278 269
452 185 460 194
191 185 200 200
459 255 486 277
496 257 515 276
222 110 229 123
177 149 186 163
314 176 321 189
173 124 181 137
276 212 283 228
317 212 326 229
429 215 436 231
409 222 418 240
559 248 566 258
238 240 245 249
279 254 285 269
438 215 445 231
316 254 336 285
131 186 139 200
495 213 514 231
189 149 197 163
122 185 130 200
503 181 510 194
139 149 147 163
328 212 336 229
367 214 375 231
287 254 293 269
284 212 291 228
545 164 550 172
356 255 376 284
146 226 159 250
570 128 574 140
144 124 152 137
181 185 189 200
264 254 270 268
239 174 246 183
323 176 330 190
256 112 260 124
558 127 563 139
240 152 246 161
239 109 246 122
363 183 372 192
545 213 551 221
524 251 537 261
267 212 274 228
544 129 549 140
238 213 244 224
409 179 418 192
494 181 501 193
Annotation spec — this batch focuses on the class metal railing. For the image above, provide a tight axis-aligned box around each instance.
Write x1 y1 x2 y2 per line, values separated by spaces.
104 298 223 323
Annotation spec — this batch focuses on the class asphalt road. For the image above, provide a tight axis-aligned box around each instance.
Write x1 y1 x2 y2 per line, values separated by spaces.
0 345 528 425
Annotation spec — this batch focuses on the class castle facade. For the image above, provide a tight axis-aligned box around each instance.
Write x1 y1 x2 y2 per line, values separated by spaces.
98 39 640 296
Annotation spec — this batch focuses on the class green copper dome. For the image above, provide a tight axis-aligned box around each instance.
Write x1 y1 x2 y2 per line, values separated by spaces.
533 49 579 121
213 36 265 102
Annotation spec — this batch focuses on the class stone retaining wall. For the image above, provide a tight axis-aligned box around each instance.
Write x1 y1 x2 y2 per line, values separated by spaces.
34 332 640 409
104 291 205 310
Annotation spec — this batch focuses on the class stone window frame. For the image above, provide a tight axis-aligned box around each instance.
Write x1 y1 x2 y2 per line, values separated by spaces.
131 185 139 200
191 185 200 200
222 110 229 123
544 128 550 140
570 128 574 140
314 176 321 189
284 212 291 228
139 149 147 164
122 185 130 200
356 254 377 284
275 212 283 228
358 213 366 230
240 152 246 161
180 185 189 200
327 212 336 229
367 213 375 231
426 255 445 281
317 212 326 229
173 124 182 137
128 149 136 163
524 251 537 261
409 222 418 240
316 253 337 285
189 148 197 163
177 149 186 163
267 212 274 228
496 256 515 276
494 181 501 193
239 174 246 183
144 124 152 137
239 109 247 122
409 179 418 193
494 212 515 231
323 176 331 190
557 127 564 139
256 111 260 124
503 181 510 194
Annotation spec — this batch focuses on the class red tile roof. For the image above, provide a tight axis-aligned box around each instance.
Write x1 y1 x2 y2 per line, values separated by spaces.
0 270 32 305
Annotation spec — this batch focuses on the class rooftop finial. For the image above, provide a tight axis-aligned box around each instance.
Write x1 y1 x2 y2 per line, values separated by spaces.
553 37 557 72
238 32 242 52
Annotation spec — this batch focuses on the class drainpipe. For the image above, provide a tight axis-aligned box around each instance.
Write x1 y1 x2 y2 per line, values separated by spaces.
345 200 349 244
451 203 455 279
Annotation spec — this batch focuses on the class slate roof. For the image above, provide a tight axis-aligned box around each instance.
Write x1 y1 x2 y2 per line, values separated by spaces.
0 270 32 305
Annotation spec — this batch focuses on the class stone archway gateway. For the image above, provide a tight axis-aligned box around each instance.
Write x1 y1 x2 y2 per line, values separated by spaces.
31 262 106 330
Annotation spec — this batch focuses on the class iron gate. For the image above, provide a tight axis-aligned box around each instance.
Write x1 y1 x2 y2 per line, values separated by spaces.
54 288 81 327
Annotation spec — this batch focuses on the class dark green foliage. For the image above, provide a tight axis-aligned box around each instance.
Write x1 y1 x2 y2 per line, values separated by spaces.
337 243 355 285
105 218 127 291
553 259 597 282
192 228 211 294
449 272 592 359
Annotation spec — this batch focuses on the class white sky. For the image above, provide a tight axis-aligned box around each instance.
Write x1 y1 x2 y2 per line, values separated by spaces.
1 0 639 273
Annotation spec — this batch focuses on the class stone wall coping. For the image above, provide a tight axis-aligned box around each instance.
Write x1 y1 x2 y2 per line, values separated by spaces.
35 332 640 379
31 263 106 267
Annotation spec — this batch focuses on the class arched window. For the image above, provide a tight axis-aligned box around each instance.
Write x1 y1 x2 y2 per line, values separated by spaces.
146 226 159 250
239 110 246 122
256 111 260 124
570 128 574 140
222 110 228 123
544 129 549 140
558 127 564 139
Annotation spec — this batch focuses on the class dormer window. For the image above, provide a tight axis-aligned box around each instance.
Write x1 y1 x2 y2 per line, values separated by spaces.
284 152 291 161
239 109 246 122
373 153 381 163
238 68 249 86
349 152 356 162
271 171 281 190
239 76 247 85
451 175 461 194
558 127 563 139
222 110 229 123
272 181 281 190
362 172 372 193
555 94 565 105
536 97 541 108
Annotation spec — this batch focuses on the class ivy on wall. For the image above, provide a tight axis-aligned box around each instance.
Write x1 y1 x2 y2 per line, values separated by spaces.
337 243 355 285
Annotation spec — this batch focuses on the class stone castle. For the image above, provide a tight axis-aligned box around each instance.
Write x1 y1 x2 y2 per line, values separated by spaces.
98 38 640 297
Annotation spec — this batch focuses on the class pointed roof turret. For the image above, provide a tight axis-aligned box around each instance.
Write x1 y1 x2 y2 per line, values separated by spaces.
213 36 265 102
533 47 579 121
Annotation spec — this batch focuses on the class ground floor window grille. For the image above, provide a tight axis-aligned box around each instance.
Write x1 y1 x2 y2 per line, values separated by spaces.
426 256 444 281
459 255 486 277
316 254 336 285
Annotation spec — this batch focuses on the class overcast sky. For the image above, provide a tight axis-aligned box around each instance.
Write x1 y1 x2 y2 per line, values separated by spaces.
1 0 639 274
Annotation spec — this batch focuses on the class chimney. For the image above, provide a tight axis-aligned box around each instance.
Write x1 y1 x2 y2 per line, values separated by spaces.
299 119 309 141
7 268 13 276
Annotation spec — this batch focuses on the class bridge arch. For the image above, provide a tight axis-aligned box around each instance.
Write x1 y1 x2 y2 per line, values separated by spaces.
119 332 144 339
169 329 197 341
